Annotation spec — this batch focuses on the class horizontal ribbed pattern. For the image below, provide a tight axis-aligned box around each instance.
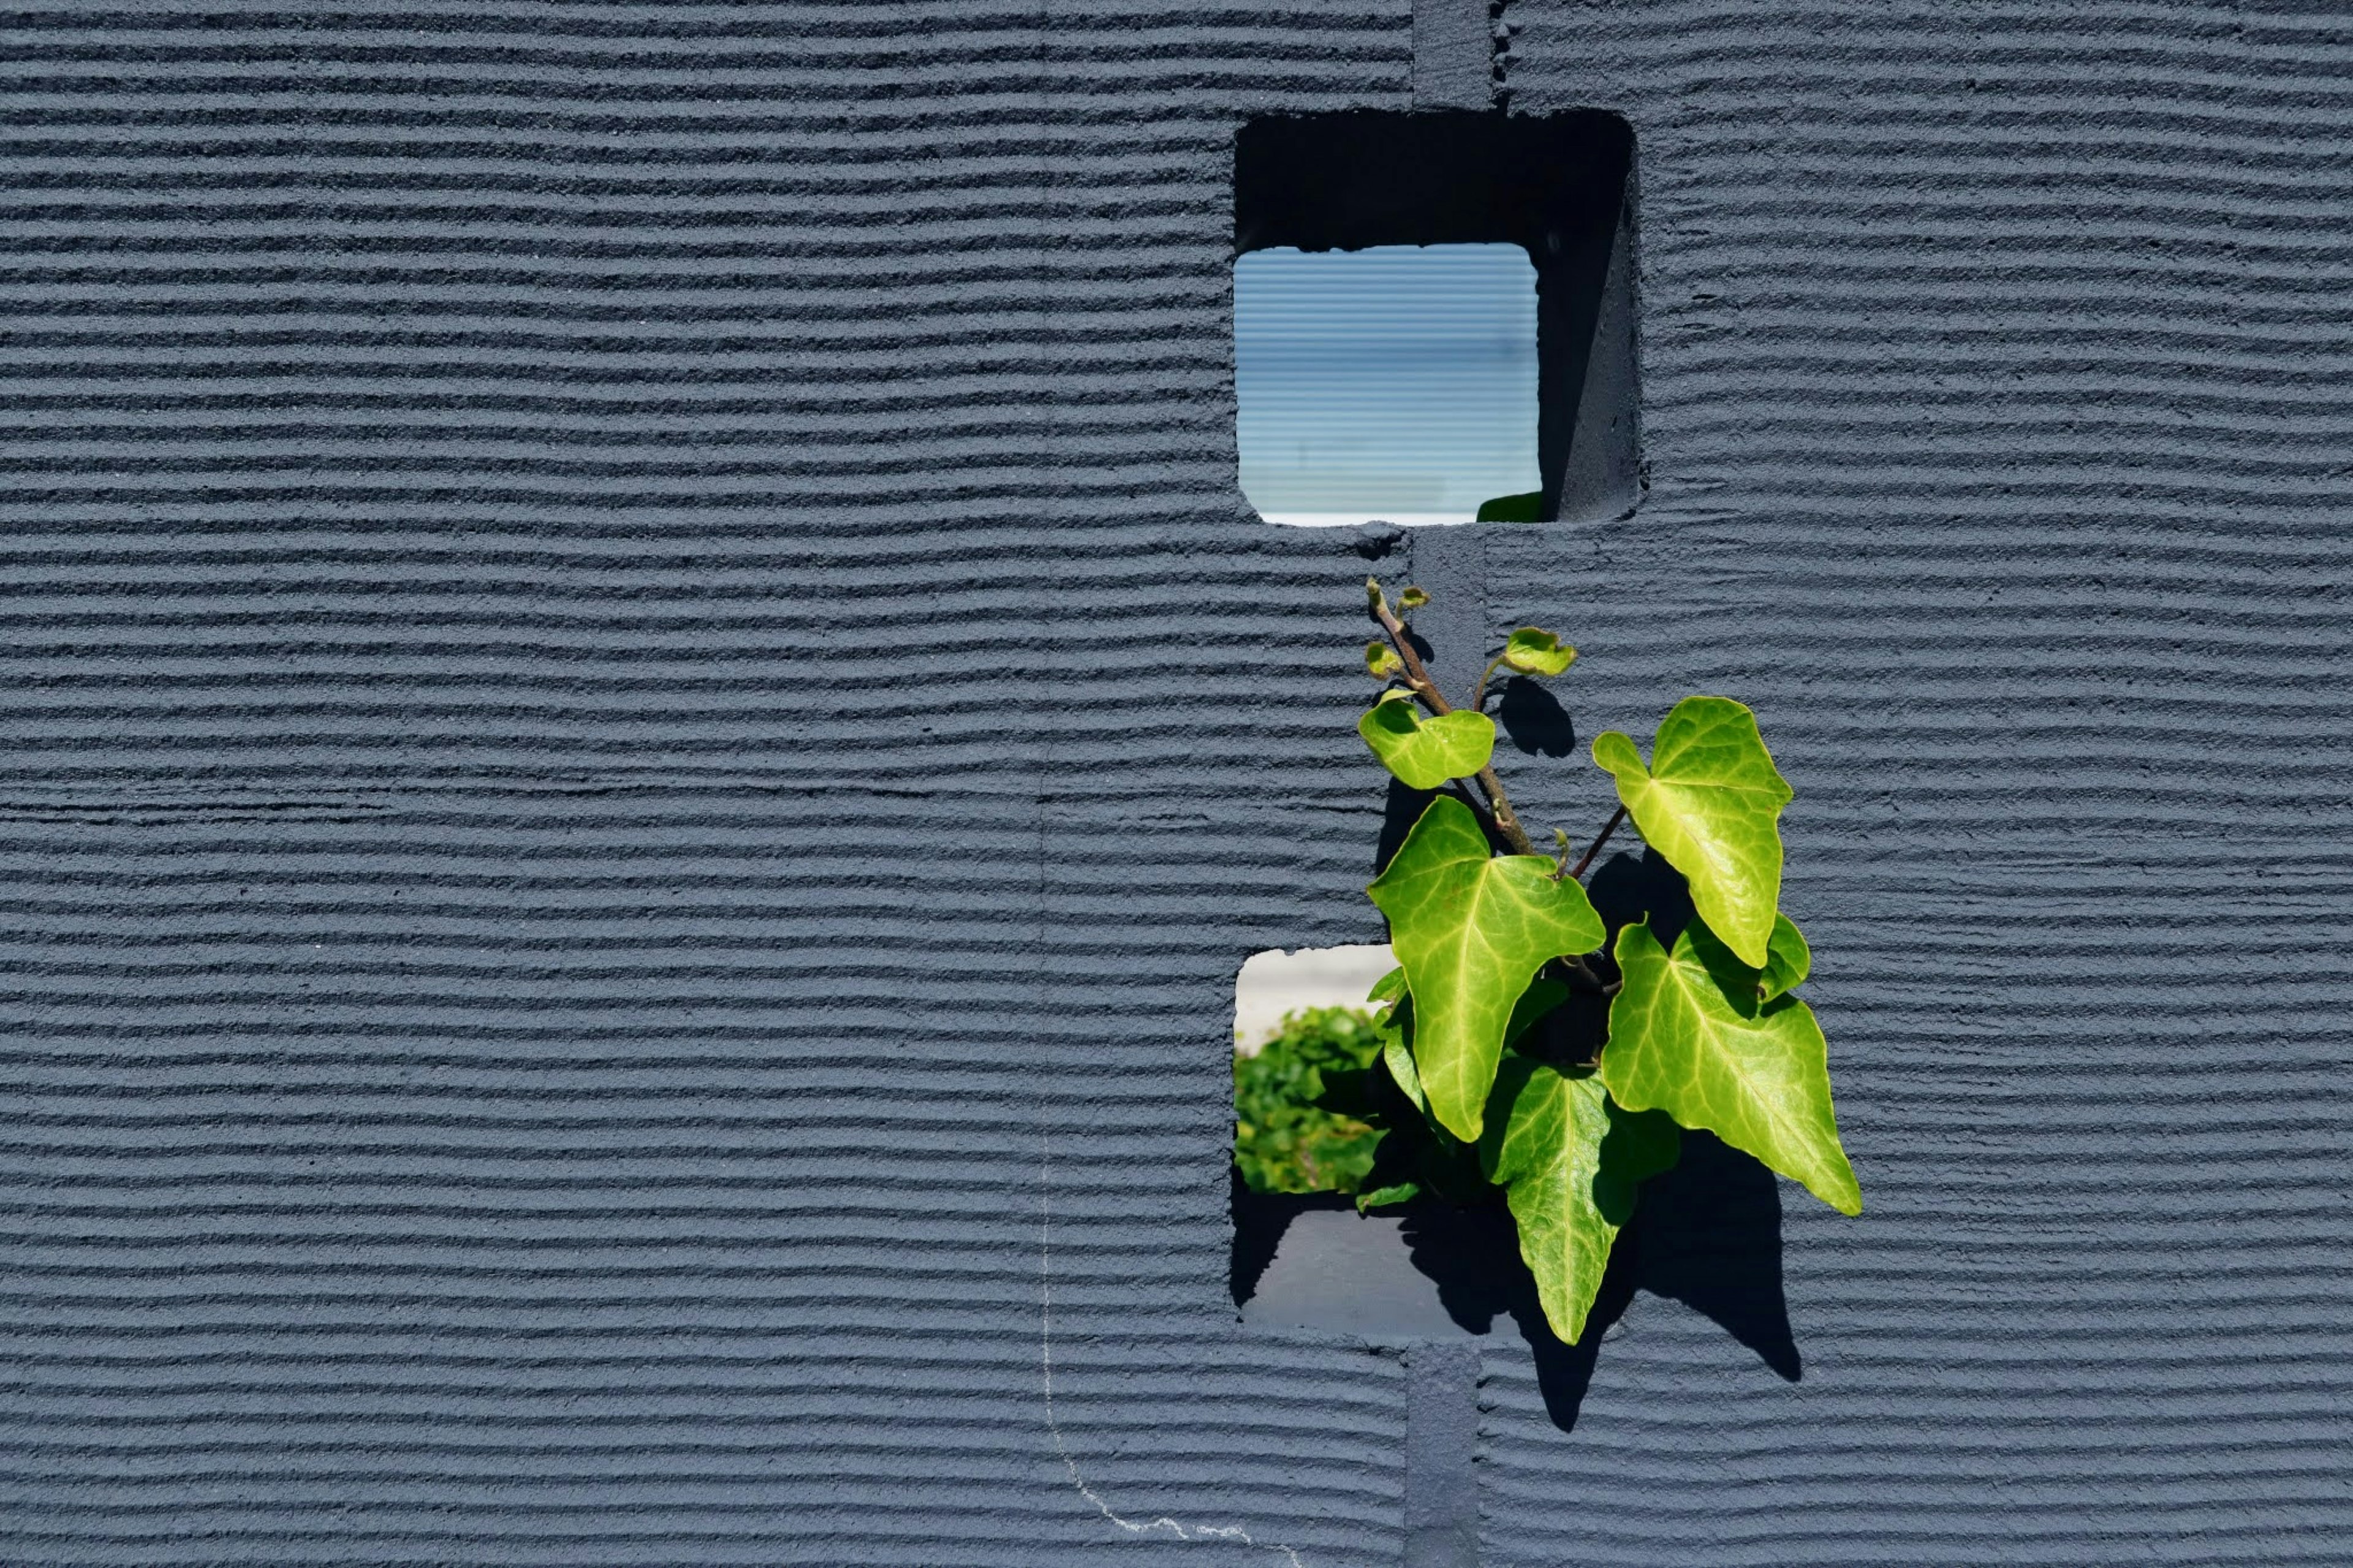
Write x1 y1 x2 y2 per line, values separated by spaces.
0 4 1414 1566
3 1 2351 1564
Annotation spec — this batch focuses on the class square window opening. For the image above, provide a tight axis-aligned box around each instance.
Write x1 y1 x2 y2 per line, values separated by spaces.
1233 110 1639 529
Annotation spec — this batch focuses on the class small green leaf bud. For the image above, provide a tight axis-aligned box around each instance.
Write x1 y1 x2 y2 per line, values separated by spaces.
1501 627 1576 677
1398 586 1431 611
1365 641 1404 680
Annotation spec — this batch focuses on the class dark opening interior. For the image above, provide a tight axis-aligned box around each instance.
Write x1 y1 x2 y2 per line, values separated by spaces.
1233 110 1639 525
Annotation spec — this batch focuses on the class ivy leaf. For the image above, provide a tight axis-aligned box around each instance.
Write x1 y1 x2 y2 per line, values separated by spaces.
1377 975 1559 1117
1591 697 1794 967
1357 1179 1422 1212
1681 915 1813 1016
1601 920 1862 1215
1365 640 1404 680
1383 1036 1426 1113
1367 797 1606 1141
1368 972 1425 1112
1479 1059 1679 1344
1505 977 1570 1046
1362 987 1499 1208
1359 692 1498 789
1756 914 1809 1003
1502 627 1576 678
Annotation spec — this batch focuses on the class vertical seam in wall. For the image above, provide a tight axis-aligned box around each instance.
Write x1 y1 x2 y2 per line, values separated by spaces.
1490 0 1513 109
1415 0 1498 110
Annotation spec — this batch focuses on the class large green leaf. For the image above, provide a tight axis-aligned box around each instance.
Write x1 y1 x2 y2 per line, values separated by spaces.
1591 697 1793 967
1601 920 1861 1215
1480 1059 1680 1344
1366 797 1605 1140
1374 973 1562 1120
1358 694 1496 789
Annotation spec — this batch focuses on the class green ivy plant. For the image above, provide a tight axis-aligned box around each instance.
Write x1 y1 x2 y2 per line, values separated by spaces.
1232 1006 1388 1196
1343 578 1861 1344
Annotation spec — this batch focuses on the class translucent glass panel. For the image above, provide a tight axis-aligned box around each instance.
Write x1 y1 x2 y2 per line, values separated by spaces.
1234 243 1540 528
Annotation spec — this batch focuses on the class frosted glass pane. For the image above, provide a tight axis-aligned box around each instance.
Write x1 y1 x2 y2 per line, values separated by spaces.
1235 243 1540 528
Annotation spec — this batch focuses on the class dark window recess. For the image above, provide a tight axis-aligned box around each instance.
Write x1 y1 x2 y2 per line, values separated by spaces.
1234 111 1639 526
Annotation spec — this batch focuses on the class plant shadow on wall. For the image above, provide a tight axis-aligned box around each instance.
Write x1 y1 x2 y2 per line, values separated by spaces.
1233 581 1850 1432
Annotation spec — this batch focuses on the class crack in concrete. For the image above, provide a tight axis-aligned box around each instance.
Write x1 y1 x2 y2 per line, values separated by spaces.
1039 1133 1309 1568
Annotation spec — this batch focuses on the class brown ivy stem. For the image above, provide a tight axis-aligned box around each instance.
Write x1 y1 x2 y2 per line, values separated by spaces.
1366 585 1450 712
1550 953 1607 990
1567 805 1627 882
1467 765 1536 856
1439 782 1506 843
1468 653 1510 714
1368 581 1539 857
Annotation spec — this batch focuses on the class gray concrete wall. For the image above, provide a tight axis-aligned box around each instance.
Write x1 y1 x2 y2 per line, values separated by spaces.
2 2 2349 1564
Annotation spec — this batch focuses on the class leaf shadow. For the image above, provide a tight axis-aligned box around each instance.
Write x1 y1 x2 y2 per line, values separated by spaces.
1634 1131 1802 1382
1506 847 1801 1426
1229 1170 1352 1308
1394 1200 1522 1333
1235 1149 1798 1434
1495 676 1576 758
1584 844 1695 946
1377 777 1439 873
1506 1131 1799 1430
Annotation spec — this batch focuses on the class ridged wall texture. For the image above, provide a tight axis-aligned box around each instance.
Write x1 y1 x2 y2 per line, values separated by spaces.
2 2 2349 1565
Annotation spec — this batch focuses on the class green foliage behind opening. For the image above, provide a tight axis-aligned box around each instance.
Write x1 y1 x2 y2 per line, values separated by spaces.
1232 1006 1385 1194
1474 490 1543 522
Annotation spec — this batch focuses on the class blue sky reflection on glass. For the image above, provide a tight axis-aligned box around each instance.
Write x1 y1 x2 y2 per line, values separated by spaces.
1235 242 1539 528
